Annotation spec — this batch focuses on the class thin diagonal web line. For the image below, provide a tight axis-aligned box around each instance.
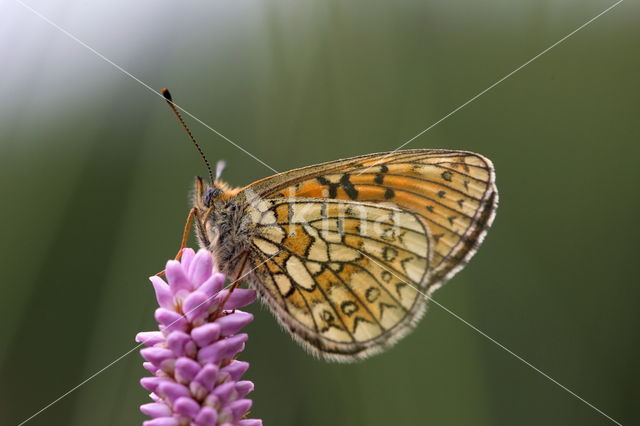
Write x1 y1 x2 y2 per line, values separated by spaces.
358 251 623 426
355 0 624 176
12 0 279 175
16 253 277 426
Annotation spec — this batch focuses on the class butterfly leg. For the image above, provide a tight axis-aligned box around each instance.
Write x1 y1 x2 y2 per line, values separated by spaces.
155 207 201 276
175 207 200 260
212 251 250 318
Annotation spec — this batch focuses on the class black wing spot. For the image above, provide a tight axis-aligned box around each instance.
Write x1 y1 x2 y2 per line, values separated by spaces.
366 287 381 302
340 173 359 200
384 188 395 199
341 301 358 316
441 171 453 182
321 310 335 323
317 176 339 198
316 176 331 185
381 228 395 241
437 190 446 198
382 246 398 262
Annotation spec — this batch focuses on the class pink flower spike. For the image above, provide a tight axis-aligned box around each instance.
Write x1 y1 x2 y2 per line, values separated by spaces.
138 248 260 424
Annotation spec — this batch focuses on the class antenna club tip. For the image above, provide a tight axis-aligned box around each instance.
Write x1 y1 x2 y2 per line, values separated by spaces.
161 88 172 101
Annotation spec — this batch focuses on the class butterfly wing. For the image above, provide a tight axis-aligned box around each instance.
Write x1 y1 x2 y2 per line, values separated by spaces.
242 150 498 283
245 198 431 360
238 149 497 360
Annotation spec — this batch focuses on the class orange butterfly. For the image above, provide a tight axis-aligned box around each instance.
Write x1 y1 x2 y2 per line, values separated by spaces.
164 90 498 361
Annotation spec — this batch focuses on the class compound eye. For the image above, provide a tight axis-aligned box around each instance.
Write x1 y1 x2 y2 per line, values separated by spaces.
203 187 222 207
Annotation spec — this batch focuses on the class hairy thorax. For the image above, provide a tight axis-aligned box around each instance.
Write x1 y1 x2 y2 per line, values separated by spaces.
197 198 254 277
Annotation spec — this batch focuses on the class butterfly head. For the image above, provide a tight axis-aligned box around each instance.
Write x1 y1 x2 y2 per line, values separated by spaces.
194 176 240 209
202 182 223 207
192 161 238 207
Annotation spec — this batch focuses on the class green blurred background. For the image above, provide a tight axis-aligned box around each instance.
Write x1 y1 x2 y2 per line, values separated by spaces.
1 0 638 425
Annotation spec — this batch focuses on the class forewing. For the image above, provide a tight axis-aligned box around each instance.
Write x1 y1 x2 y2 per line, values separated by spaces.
245 198 430 361
240 149 498 284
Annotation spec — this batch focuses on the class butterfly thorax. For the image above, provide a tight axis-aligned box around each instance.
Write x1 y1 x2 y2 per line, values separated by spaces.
193 177 251 276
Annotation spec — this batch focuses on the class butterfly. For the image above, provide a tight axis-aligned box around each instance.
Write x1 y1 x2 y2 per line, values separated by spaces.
162 90 498 362
189 150 497 362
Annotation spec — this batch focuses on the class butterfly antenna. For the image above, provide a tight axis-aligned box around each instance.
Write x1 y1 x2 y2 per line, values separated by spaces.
162 88 215 185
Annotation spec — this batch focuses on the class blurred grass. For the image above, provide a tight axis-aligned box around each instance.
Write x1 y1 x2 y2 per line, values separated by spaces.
1 0 639 425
